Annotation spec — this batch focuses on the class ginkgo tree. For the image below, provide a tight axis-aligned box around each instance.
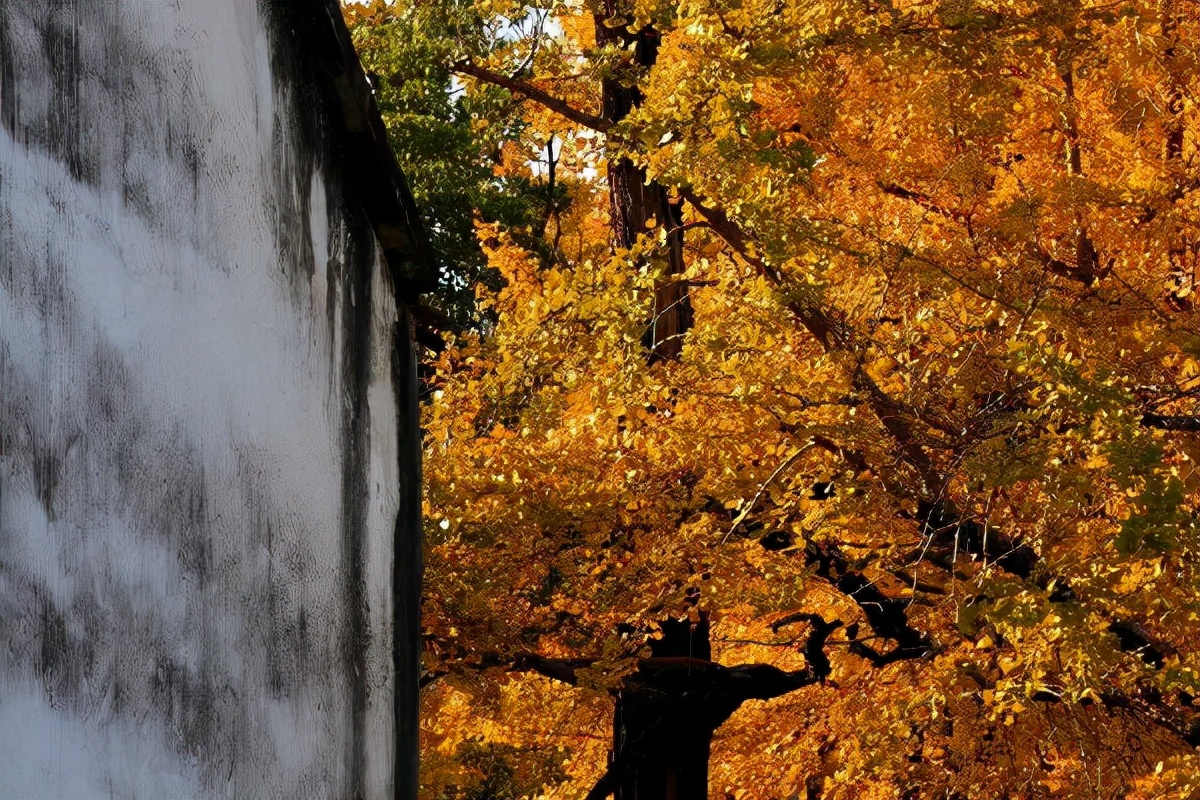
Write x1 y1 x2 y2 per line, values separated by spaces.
349 0 1200 797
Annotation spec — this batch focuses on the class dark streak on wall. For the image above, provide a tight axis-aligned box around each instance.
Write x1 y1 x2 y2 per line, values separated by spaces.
256 6 372 795
392 304 424 800
257 3 433 797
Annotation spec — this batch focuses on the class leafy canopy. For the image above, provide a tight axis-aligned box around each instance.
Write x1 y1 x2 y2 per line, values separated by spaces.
352 0 1200 796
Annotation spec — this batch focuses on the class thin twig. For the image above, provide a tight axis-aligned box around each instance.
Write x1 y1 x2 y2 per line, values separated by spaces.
721 439 817 544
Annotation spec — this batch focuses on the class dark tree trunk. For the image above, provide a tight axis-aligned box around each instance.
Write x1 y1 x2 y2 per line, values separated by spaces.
612 617 716 800
598 614 832 799
595 6 692 362
552 609 834 799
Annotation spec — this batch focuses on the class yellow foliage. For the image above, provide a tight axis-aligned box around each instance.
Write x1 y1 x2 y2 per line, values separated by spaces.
404 0 1200 796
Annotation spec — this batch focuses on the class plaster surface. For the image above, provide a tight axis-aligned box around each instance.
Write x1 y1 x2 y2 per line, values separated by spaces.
0 2 410 796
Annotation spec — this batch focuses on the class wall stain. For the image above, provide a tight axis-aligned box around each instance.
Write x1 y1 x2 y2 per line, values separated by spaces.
1 1 417 797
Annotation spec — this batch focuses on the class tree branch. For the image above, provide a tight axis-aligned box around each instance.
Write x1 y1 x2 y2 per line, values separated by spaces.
1141 412 1200 431
877 181 1101 289
681 188 942 493
678 187 781 282
449 60 612 132
583 765 621 800
1030 241 1096 287
511 653 596 685
722 440 818 544
805 541 932 661
877 181 971 225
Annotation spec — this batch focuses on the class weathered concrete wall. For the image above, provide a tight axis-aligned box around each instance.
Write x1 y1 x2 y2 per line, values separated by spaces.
0 2 420 797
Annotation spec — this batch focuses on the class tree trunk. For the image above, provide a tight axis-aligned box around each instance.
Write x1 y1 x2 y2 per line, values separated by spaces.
591 8 707 792
576 611 833 799
595 6 692 362
612 617 715 800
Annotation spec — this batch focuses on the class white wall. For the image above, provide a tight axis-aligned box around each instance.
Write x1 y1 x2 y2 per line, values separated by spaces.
0 2 404 797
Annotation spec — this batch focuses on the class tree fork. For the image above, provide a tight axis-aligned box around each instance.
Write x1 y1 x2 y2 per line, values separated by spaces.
603 613 838 800
512 612 841 800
